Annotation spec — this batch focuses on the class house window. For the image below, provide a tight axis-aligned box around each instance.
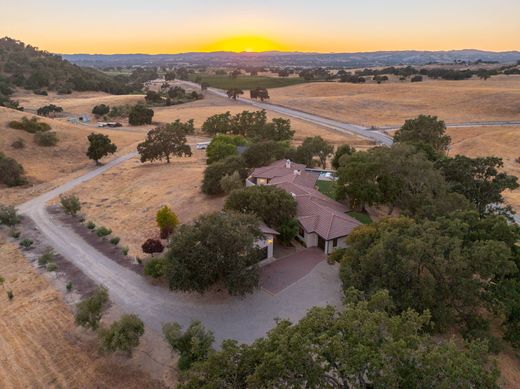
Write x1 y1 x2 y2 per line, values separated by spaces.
333 238 338 248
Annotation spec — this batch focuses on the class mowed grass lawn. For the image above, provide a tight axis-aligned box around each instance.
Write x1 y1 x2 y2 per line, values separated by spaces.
189 73 306 90
316 180 373 224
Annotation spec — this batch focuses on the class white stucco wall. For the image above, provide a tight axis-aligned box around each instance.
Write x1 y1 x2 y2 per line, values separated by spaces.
304 232 318 248
256 234 275 258
325 236 348 254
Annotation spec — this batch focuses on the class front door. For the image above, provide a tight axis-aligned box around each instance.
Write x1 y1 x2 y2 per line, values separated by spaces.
318 236 326 251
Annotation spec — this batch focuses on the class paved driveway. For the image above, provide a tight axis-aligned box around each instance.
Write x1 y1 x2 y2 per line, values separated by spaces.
260 248 326 295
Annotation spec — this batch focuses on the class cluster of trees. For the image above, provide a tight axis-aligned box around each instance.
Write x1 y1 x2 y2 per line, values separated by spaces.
0 37 142 100
137 120 193 163
331 113 520 356
145 86 202 107
336 115 518 218
36 104 63 117
201 110 294 142
9 116 59 147
200 110 335 194
170 291 500 388
350 65 517 81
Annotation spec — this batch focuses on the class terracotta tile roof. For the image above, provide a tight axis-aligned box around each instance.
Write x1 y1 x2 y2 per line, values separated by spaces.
293 191 361 240
251 160 361 240
259 223 279 235
250 160 317 188
252 160 361 240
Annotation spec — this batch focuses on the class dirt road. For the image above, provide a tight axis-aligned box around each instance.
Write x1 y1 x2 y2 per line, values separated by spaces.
17 153 342 345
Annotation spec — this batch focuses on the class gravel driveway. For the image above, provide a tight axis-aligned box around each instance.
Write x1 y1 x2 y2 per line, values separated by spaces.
17 153 342 344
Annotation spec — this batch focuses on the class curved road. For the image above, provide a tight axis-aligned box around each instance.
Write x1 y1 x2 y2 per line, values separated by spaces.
177 80 394 146
17 153 342 344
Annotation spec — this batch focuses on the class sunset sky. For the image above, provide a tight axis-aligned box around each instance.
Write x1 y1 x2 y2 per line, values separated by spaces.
2 0 519 54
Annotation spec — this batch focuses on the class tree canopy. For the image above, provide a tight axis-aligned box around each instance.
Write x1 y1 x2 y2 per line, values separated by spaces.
177 290 499 388
394 115 451 156
128 104 154 125
296 136 334 168
225 185 297 230
165 211 263 296
206 134 247 164
339 212 519 334
86 133 117 165
137 123 192 163
201 110 294 142
437 155 519 216
201 155 249 195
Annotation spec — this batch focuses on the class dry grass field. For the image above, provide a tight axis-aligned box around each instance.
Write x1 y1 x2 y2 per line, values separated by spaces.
53 95 370 258
13 89 145 117
153 93 372 148
447 126 520 213
268 75 520 127
62 145 225 258
0 237 162 388
0 107 144 205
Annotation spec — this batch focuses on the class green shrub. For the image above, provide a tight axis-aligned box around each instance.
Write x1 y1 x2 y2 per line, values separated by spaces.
128 104 154 126
110 236 120 245
95 226 112 238
0 204 21 226
0 152 27 187
9 116 51 133
46 262 58 272
34 131 59 146
11 138 25 149
7 290 14 300
66 282 73 292
144 258 166 278
86 221 96 230
98 314 145 356
92 104 110 116
327 248 347 264
38 248 55 266
60 194 81 216
121 246 129 256
75 286 109 330
19 238 33 249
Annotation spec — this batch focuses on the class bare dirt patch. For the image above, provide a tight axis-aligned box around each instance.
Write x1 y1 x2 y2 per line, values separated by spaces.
0 237 164 388
268 76 520 128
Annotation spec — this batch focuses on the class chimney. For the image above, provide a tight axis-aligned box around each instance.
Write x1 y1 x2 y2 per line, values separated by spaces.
285 159 291 169
293 169 301 176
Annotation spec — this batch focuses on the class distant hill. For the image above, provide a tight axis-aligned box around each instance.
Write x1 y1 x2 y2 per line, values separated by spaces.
0 37 137 100
63 49 520 68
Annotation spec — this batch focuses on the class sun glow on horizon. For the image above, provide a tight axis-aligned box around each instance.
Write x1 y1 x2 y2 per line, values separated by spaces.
201 35 288 53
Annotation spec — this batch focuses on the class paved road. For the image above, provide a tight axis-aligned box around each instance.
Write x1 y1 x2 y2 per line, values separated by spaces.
177 80 394 146
17 153 342 344
378 120 520 131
